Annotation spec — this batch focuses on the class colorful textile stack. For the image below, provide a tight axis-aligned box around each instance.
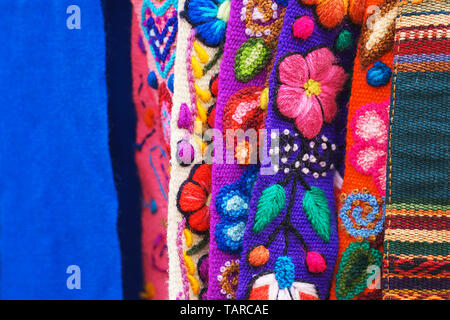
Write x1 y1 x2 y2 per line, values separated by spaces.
131 0 449 300
166 0 230 300
131 0 178 299
207 0 287 300
2 0 448 300
382 0 450 300
329 0 396 300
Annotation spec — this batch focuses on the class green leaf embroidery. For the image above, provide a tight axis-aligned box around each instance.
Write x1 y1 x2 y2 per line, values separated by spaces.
302 186 330 242
234 38 271 83
253 184 286 233
335 241 382 300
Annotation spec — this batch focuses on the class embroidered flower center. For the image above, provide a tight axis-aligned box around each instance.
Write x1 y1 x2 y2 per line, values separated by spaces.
226 195 248 211
217 1 231 22
227 221 246 241
303 79 322 98
232 101 258 124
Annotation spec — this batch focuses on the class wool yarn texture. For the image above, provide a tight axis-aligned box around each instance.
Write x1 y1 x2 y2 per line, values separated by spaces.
381 0 450 300
235 0 362 300
166 0 230 300
130 9 171 300
206 0 287 300
329 0 396 300
133 0 178 83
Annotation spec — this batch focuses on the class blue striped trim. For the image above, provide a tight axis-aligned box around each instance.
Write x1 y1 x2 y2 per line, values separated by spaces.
401 10 450 17
395 53 450 64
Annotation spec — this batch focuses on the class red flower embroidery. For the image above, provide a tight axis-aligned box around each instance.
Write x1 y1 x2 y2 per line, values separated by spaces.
223 87 265 131
176 163 212 234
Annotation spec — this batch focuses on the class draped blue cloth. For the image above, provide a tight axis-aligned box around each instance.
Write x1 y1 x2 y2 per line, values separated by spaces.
0 0 123 299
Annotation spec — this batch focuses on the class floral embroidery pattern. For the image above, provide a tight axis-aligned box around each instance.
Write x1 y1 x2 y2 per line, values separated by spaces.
141 0 178 78
349 100 389 196
246 257 320 300
222 87 266 161
182 0 230 47
339 188 385 241
215 166 259 254
272 130 336 179
274 48 347 139
180 4 228 158
177 163 212 234
223 87 265 131
174 0 230 300
159 82 173 151
245 129 334 280
299 0 365 29
233 0 287 82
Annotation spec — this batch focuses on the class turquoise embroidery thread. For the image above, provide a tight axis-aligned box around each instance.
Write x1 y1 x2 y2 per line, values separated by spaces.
141 0 179 79
340 191 385 239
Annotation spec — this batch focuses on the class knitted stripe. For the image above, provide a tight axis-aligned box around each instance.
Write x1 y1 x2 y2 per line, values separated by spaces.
382 0 450 300
329 0 396 300
166 0 229 300
130 11 170 300
207 0 287 300
236 0 361 300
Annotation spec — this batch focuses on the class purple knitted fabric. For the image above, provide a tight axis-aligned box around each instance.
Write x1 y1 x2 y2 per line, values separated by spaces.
236 1 360 300
207 0 288 300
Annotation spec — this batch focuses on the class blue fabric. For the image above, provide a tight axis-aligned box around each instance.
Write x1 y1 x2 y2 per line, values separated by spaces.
102 0 144 299
0 0 122 299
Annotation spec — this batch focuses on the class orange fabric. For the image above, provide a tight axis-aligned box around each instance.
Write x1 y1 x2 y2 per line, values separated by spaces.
329 0 394 300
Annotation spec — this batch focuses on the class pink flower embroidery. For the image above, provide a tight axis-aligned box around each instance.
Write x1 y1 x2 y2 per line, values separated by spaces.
275 48 347 139
349 100 390 196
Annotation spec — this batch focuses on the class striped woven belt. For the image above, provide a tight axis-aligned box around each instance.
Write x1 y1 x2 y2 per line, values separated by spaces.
382 0 450 300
